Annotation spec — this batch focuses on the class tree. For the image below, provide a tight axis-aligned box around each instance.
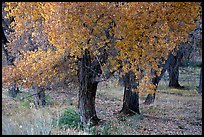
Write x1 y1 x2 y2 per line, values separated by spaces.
3 2 201 125
120 71 140 115
145 14 202 104
32 85 46 109
78 49 101 125
167 50 184 88
144 61 169 105
2 2 22 98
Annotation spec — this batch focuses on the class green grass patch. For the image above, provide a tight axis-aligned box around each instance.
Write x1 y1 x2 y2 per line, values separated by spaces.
18 92 34 108
53 108 80 129
83 122 112 135
61 98 74 106
17 91 56 108
44 95 55 106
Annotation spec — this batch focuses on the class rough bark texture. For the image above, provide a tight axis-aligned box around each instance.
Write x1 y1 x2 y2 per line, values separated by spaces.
144 56 171 105
120 72 140 115
78 49 100 126
198 67 202 95
144 70 158 105
32 85 46 109
144 22 202 102
167 50 183 88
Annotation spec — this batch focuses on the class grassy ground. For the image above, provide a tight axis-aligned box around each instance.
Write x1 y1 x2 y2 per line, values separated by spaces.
2 67 202 135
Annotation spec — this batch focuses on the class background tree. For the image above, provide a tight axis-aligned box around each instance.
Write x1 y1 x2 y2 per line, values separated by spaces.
144 11 202 104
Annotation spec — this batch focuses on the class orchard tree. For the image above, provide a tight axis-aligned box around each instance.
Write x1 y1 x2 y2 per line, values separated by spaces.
3 2 119 124
145 15 202 104
167 17 202 89
2 2 56 107
2 2 201 125
113 2 201 110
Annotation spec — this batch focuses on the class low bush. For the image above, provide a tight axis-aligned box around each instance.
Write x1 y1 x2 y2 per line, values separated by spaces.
54 108 80 129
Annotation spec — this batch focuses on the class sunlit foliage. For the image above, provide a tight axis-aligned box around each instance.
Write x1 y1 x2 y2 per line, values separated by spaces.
3 2 201 94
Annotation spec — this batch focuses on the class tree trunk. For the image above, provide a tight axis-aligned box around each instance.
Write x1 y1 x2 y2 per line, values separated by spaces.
167 51 184 88
144 70 157 105
198 67 202 95
120 72 140 115
144 56 171 105
8 83 21 98
144 93 156 105
2 27 15 66
32 85 46 109
78 49 100 126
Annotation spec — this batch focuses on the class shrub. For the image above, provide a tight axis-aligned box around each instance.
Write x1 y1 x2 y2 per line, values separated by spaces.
54 108 80 129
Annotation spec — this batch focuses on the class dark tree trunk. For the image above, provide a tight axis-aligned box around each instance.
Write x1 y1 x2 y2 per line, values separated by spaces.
167 51 184 89
2 27 15 66
144 70 158 105
144 56 171 105
32 85 46 109
198 67 202 95
2 7 15 66
8 83 21 98
78 49 100 126
120 72 140 115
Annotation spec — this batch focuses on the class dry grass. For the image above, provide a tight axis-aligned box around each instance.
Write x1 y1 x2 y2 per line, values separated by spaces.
2 67 202 135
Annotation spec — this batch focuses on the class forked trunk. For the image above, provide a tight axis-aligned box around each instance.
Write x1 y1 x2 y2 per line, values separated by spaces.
78 49 100 126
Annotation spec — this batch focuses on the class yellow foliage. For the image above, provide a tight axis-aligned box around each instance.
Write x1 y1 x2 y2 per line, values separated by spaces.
3 2 201 92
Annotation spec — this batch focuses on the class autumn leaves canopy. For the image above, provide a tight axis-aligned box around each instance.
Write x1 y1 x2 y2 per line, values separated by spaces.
3 2 201 94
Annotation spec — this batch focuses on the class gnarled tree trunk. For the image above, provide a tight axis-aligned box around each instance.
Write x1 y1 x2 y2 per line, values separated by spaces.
167 50 184 88
78 49 100 125
120 71 140 115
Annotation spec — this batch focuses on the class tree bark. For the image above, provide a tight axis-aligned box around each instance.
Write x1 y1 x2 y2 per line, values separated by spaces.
144 56 171 105
32 85 46 109
78 49 100 126
144 70 158 105
167 51 184 88
2 27 15 66
120 71 140 115
198 67 202 95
